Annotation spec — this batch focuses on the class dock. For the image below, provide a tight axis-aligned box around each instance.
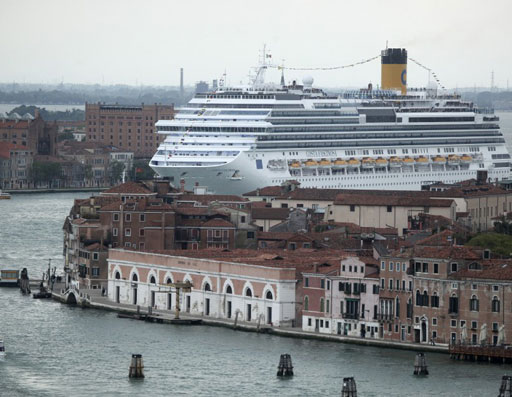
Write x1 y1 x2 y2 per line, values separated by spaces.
450 343 512 363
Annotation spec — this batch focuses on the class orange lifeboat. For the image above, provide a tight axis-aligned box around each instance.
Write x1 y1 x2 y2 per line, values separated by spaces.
347 158 360 169
361 157 376 169
332 158 348 169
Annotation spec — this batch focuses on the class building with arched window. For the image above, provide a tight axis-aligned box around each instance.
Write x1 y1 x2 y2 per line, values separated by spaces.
107 248 297 326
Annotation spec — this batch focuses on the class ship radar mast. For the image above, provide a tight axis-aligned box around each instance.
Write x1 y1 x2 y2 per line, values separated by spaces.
251 44 270 88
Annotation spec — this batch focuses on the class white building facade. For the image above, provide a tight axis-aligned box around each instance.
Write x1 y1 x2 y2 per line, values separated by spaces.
107 249 297 327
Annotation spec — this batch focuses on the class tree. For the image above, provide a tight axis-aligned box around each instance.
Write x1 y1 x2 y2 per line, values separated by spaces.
109 161 125 185
466 233 512 258
84 165 93 186
131 159 155 181
30 161 62 188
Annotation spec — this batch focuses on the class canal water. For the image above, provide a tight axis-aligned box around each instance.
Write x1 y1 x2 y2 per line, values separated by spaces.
1 112 512 396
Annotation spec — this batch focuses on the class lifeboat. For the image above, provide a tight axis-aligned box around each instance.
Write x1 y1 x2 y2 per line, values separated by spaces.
319 158 332 168
389 156 402 168
332 158 348 169
433 155 447 164
402 156 415 165
415 156 429 164
304 159 319 169
448 154 460 166
289 160 301 169
362 157 375 169
347 158 360 169
375 157 388 166
461 154 473 164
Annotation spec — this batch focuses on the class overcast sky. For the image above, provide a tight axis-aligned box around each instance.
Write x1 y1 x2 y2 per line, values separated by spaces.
1 0 511 89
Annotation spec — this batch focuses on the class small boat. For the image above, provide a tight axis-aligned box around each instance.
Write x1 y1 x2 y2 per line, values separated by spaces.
33 291 52 299
0 190 10 200
415 156 429 164
0 270 19 287
0 339 5 356
289 160 301 169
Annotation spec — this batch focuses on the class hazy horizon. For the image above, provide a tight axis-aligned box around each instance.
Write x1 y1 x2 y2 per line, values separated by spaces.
1 0 511 90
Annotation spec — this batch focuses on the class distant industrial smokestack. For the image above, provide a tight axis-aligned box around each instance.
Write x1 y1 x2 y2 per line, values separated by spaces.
180 68 184 97
381 48 407 95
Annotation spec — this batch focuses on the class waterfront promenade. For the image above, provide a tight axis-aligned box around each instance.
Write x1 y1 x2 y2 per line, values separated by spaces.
52 285 448 354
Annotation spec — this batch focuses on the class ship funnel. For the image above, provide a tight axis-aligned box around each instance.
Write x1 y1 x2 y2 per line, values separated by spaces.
381 48 407 94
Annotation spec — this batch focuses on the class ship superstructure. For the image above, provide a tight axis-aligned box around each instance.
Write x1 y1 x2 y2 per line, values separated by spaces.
150 49 511 194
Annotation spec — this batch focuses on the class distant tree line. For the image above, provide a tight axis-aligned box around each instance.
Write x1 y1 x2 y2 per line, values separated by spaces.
0 85 192 107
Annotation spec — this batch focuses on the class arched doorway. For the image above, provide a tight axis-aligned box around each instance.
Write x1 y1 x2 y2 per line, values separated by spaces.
421 317 428 343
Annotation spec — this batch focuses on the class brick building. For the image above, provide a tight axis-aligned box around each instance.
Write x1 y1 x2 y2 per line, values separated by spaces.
0 114 57 156
85 103 174 157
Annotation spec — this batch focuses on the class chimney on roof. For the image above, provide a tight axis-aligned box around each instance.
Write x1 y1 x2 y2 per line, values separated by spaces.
180 179 185 193
34 108 39 119
313 263 318 273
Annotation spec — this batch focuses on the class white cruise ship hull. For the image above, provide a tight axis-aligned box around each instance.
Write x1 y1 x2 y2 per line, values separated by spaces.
152 150 508 195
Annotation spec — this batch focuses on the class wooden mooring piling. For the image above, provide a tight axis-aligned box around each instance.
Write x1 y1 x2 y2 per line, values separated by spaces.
341 377 357 397
499 375 512 397
277 354 293 377
129 354 145 379
413 353 429 375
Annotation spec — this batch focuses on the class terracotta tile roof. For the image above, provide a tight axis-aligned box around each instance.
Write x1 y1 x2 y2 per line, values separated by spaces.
84 242 107 251
174 206 227 216
257 232 296 241
0 120 31 129
243 186 283 197
201 218 235 228
249 201 273 208
334 193 454 207
429 183 510 198
142 248 346 269
71 218 100 226
0 142 30 159
251 207 290 220
319 221 398 235
177 194 248 205
415 230 455 247
101 182 154 196
100 198 173 212
177 219 204 227
450 260 512 281
413 245 481 260
278 188 344 201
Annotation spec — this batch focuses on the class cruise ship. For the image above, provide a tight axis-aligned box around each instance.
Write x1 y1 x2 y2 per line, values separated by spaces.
150 48 511 194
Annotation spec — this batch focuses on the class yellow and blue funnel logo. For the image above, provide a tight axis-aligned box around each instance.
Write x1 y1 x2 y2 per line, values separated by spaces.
381 48 407 95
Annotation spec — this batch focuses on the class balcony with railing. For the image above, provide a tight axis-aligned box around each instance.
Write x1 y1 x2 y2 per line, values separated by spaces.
377 313 394 322
342 312 359 320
